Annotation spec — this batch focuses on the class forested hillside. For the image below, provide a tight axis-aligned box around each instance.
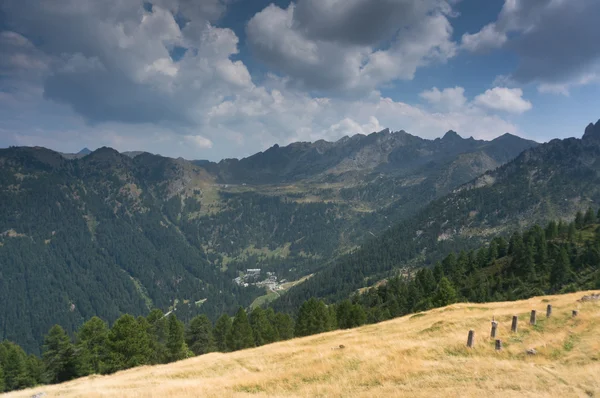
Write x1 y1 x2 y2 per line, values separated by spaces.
0 128 535 353
276 121 600 309
2 211 599 394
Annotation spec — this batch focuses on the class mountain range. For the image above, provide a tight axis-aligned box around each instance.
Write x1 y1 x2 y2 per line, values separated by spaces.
2 122 588 354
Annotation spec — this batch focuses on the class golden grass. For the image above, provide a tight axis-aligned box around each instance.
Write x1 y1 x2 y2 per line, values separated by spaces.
7 291 600 398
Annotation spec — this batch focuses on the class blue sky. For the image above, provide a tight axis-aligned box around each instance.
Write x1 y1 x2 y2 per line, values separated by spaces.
0 0 599 160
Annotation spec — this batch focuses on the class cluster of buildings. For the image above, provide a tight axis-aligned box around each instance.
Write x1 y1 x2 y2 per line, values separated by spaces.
233 269 287 291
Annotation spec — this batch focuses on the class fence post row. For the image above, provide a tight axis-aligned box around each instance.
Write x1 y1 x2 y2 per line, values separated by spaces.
530 310 537 325
511 315 518 333
546 304 552 318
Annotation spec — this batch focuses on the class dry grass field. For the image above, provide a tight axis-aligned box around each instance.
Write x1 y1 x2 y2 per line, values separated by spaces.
7 291 600 398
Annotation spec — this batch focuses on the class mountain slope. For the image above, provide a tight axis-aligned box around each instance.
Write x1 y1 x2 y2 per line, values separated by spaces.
12 291 600 398
0 129 536 353
276 121 600 307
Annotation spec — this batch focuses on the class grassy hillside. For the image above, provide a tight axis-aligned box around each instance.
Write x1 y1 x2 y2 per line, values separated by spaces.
10 291 600 398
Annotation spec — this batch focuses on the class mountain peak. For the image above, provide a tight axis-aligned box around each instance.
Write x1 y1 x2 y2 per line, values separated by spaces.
442 130 462 141
78 147 92 155
582 120 600 141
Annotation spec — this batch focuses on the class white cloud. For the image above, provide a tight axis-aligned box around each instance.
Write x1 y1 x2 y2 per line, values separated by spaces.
419 86 467 111
537 73 600 96
246 0 456 94
474 87 532 114
183 135 213 149
0 0 535 160
461 0 600 90
461 23 507 53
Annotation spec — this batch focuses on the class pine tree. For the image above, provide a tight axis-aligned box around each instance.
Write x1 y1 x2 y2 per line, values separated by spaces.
213 314 232 352
568 222 577 242
166 314 187 362
545 221 559 240
107 314 153 372
295 298 333 337
336 300 354 329
146 309 169 364
433 277 457 307
0 363 5 393
228 308 255 351
272 313 294 341
575 211 584 229
584 207 596 225
0 341 33 391
551 247 572 288
27 354 45 385
185 315 215 356
42 325 77 384
249 307 276 346
75 316 109 376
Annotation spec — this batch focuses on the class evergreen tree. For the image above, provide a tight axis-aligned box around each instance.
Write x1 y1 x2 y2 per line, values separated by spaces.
213 314 232 352
337 300 367 329
185 315 215 356
295 298 334 337
107 314 153 372
228 308 255 351
75 316 109 376
146 309 169 364
433 277 457 307
545 221 559 240
584 207 596 225
272 313 294 341
551 247 572 288
0 341 33 391
42 325 77 384
575 211 584 229
336 300 354 329
249 307 276 346
568 222 577 242
27 354 45 385
0 363 4 393
166 314 187 362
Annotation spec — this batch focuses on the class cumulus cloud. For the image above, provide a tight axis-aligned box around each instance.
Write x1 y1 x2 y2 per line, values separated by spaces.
474 87 532 114
461 23 506 53
0 0 249 125
0 0 533 160
246 0 456 94
461 0 600 91
419 86 467 111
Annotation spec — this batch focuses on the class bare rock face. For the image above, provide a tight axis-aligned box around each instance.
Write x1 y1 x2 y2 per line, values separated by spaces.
583 120 600 141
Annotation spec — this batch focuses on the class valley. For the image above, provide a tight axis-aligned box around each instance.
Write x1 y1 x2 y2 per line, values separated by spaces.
0 128 538 353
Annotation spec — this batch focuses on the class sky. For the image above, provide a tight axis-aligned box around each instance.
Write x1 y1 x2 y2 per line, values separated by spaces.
0 0 599 161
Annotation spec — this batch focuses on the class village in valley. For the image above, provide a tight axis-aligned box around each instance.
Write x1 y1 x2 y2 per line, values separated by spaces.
233 269 288 291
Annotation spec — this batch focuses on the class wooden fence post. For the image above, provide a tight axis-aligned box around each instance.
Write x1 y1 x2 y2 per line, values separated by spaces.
467 330 475 348
530 310 537 325
572 310 578 317
546 304 552 318
495 339 502 351
511 315 518 333
491 321 498 338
